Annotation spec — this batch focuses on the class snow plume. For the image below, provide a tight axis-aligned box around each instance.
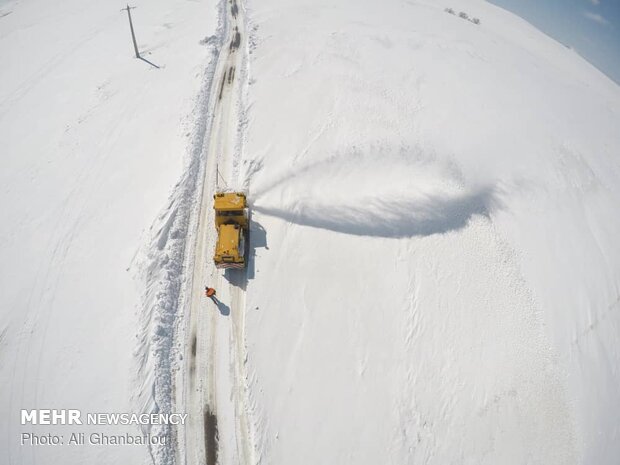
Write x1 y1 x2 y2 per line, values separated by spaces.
133 2 226 463
251 145 500 238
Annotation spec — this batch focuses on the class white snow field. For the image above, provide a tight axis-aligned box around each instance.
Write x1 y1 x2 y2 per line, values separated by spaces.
0 0 219 463
1 0 619 464
239 0 620 464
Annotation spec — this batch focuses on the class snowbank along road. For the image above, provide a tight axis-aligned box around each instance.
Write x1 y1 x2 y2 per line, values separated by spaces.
178 1 254 465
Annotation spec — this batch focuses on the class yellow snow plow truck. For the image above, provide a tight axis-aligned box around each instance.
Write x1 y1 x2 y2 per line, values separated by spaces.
213 192 248 269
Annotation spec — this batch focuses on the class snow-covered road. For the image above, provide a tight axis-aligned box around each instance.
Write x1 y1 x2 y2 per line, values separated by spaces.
177 1 254 464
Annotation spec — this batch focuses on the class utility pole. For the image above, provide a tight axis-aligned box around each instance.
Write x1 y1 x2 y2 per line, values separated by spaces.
121 4 140 58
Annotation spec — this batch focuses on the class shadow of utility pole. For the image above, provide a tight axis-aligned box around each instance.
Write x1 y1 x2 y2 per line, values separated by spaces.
138 55 160 69
122 5 162 69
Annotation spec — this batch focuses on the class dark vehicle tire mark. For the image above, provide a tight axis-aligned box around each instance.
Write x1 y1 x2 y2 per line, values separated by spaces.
204 409 219 465
218 76 226 101
230 28 241 51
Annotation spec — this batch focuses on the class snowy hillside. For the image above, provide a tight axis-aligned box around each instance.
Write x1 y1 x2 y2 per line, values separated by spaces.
240 0 620 464
0 0 218 463
1 0 619 464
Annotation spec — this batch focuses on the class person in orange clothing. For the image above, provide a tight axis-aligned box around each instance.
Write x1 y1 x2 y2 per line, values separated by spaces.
205 286 216 298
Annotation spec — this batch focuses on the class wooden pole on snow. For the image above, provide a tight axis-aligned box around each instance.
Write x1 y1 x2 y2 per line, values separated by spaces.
121 5 140 59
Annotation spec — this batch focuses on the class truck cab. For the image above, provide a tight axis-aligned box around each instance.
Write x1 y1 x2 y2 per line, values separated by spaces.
213 192 248 269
